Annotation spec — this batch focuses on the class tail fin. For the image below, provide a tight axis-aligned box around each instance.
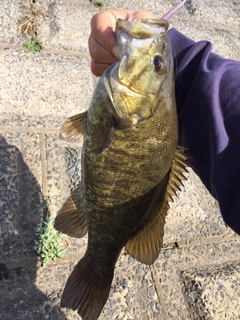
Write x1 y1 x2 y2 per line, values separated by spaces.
61 258 113 320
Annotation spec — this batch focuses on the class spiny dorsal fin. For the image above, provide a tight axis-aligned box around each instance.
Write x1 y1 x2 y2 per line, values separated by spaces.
55 186 88 238
166 145 190 202
58 111 87 142
125 146 190 265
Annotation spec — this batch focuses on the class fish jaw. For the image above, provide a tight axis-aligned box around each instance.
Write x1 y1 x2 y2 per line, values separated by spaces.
115 18 169 58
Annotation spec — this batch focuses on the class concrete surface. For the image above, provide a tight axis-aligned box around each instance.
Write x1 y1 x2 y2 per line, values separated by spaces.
0 0 240 319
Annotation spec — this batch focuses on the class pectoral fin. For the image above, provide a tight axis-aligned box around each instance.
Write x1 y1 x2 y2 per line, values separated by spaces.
58 111 87 142
125 146 189 265
55 186 88 238
91 124 115 153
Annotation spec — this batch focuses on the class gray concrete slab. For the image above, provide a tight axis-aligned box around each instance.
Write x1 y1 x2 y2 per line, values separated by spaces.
163 169 232 244
38 0 99 53
181 261 240 319
98 254 164 320
0 0 27 45
151 240 240 319
0 133 42 257
45 134 82 214
0 48 94 128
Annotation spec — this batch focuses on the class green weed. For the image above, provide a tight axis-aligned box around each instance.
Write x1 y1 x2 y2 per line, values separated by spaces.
91 0 104 7
34 216 66 266
24 38 43 52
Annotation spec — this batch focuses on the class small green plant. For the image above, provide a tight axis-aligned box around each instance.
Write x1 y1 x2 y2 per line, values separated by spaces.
91 0 104 7
34 216 66 266
18 1 47 52
24 38 43 52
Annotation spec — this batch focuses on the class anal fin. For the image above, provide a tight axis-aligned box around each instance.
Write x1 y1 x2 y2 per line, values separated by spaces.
55 186 88 238
125 195 169 265
125 146 190 265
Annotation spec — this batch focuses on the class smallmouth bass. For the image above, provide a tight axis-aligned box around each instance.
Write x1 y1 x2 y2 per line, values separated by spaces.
55 2 188 319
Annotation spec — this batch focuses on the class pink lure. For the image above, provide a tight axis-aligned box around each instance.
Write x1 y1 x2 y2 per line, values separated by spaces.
161 0 186 20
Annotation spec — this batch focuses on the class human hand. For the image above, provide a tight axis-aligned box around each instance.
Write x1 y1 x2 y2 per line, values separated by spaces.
88 10 156 77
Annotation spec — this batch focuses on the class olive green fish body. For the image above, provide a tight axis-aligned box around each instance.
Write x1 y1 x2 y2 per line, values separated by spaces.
82 69 177 271
55 8 188 320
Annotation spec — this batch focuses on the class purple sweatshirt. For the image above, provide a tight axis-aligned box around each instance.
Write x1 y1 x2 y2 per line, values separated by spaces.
168 28 240 235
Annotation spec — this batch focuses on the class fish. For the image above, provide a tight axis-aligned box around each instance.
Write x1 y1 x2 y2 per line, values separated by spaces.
55 1 188 319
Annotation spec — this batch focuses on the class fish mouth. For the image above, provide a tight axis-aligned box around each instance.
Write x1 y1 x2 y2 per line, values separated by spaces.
116 19 169 58
116 19 132 35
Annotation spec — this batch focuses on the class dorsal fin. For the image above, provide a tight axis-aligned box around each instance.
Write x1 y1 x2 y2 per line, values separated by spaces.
125 146 190 265
58 111 87 142
166 146 190 202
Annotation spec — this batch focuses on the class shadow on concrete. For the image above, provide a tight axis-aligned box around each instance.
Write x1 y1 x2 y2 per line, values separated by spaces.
0 135 67 320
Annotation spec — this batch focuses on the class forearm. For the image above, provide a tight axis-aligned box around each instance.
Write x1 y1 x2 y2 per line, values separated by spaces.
168 28 240 234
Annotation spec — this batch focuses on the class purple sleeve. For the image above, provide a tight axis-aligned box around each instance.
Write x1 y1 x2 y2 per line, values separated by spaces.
168 28 240 234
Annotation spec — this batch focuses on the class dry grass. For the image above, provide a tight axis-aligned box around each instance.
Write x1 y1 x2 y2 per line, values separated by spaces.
18 0 47 40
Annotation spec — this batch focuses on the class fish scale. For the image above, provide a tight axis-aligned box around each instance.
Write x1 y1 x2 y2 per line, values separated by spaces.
84 106 177 210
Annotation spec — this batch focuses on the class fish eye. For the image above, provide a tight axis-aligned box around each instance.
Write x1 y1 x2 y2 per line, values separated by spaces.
153 55 164 72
